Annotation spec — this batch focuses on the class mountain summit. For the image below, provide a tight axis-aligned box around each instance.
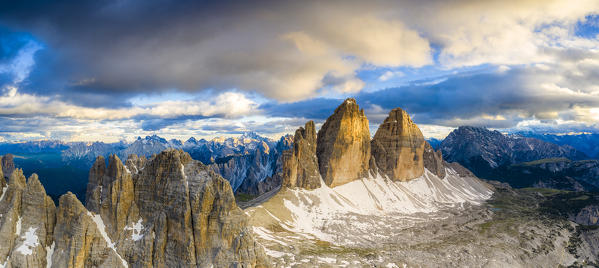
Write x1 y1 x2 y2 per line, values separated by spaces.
371 107 426 181
246 99 494 266
316 98 372 187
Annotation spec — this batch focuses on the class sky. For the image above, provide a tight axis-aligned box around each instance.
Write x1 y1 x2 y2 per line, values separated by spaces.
0 0 599 142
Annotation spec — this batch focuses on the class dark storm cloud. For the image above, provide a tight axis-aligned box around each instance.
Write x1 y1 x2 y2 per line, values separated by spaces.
0 0 436 105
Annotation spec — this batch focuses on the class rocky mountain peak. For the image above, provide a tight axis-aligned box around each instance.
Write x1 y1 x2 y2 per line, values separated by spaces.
0 149 268 267
441 125 588 177
316 98 371 187
371 108 426 181
281 121 321 189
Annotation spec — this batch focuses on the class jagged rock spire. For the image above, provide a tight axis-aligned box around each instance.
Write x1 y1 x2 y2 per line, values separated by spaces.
371 107 425 181
281 121 321 189
316 98 371 187
0 150 268 267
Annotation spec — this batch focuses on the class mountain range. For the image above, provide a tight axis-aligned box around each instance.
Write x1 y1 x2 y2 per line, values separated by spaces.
4 122 598 202
0 98 598 266
0 132 292 201
440 126 599 191
515 132 599 159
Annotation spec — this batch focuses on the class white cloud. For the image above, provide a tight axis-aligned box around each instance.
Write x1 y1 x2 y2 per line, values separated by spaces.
378 71 405 81
2 0 599 141
0 88 258 120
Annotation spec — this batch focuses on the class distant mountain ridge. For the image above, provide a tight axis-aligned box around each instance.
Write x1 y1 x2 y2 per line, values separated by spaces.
441 126 597 191
514 132 599 159
0 132 292 200
441 126 588 174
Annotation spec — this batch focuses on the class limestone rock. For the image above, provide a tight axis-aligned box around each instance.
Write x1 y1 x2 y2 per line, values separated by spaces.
125 154 146 175
0 150 269 267
2 154 15 179
52 192 127 268
0 170 56 268
424 141 446 178
371 108 425 181
86 149 269 267
316 98 371 187
86 155 139 245
282 121 321 190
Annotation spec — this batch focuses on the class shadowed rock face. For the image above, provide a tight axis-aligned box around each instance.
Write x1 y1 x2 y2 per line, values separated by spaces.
53 192 126 268
371 108 425 181
281 121 321 190
316 98 371 187
86 149 269 267
0 150 269 267
424 141 446 178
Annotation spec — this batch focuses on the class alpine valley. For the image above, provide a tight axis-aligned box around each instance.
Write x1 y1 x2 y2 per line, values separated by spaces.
0 99 597 267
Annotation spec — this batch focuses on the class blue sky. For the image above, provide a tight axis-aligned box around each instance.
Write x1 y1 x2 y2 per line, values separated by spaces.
0 0 599 142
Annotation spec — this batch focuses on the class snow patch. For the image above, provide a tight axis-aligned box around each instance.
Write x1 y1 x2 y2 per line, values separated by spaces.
46 242 55 268
263 247 287 258
15 216 21 235
0 186 7 203
124 218 144 241
318 256 336 263
16 227 39 255
180 164 188 188
269 167 492 242
0 257 9 268
252 227 288 246
87 212 129 267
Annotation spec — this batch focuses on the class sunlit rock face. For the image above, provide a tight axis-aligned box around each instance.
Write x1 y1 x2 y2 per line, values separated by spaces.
281 121 321 190
371 108 425 182
316 98 372 187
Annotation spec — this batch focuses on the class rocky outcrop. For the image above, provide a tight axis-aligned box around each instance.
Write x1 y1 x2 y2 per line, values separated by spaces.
371 108 425 181
85 149 269 267
572 205 599 226
424 141 446 178
0 170 56 268
0 149 268 267
86 154 138 243
281 121 321 189
125 154 147 175
316 98 371 187
52 192 127 268
1 154 15 179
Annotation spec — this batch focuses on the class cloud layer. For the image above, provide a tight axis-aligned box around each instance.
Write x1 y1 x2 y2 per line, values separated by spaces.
0 0 598 140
